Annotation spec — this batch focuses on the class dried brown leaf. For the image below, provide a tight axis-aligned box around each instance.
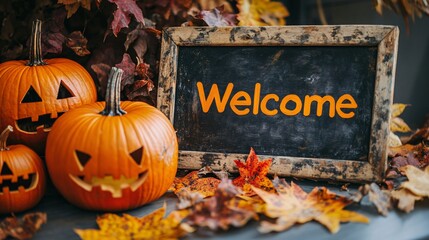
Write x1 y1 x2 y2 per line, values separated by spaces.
170 170 221 198
185 179 257 231
0 212 47 240
66 31 90 56
400 165 429 197
58 0 91 18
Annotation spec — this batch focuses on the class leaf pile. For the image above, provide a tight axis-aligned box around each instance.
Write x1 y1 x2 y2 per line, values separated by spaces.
0 0 289 105
0 212 47 240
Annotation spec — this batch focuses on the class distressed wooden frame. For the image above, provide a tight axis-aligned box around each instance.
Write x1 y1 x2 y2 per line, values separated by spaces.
157 26 399 182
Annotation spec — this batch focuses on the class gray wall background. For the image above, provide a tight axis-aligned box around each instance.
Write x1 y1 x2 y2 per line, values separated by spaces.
288 0 429 129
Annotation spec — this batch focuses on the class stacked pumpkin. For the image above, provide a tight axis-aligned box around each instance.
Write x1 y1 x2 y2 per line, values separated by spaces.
0 20 177 213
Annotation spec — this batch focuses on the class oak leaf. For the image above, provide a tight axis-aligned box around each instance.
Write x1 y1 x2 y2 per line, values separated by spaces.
237 0 289 26
391 188 423 213
170 168 221 198
0 212 47 240
108 0 145 36
184 179 257 230
253 177 369 234
75 203 190 240
233 148 273 196
58 0 91 18
400 165 429 197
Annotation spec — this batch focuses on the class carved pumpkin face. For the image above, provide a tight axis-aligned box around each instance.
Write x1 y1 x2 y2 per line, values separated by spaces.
0 20 97 155
46 101 178 211
46 68 178 211
0 126 46 214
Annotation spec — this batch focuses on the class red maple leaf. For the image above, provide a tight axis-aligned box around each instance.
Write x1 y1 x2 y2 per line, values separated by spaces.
108 0 145 36
233 148 273 195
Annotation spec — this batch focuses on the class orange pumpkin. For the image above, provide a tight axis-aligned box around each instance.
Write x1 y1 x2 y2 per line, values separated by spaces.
45 67 178 211
0 20 97 155
0 125 46 214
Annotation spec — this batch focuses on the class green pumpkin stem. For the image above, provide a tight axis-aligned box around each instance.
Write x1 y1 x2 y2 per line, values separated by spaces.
27 19 46 66
100 67 127 116
0 125 13 151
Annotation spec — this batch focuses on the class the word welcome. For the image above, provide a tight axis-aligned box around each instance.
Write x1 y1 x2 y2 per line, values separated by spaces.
196 82 358 118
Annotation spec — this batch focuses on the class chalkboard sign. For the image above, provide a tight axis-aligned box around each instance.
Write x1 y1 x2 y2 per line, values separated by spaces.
157 26 399 182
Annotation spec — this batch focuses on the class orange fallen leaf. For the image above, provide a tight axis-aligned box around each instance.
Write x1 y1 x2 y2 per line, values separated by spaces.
170 168 222 198
253 177 369 234
75 203 191 240
0 212 47 240
184 179 257 231
237 0 289 26
233 148 274 196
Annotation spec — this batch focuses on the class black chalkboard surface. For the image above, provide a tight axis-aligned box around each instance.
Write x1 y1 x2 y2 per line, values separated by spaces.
158 26 399 182
175 46 377 161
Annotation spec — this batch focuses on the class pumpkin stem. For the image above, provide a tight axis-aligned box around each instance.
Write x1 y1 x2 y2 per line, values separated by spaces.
100 67 127 116
0 125 13 151
27 19 46 66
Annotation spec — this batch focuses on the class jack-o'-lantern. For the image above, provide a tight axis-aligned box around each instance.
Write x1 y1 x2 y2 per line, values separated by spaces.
0 126 46 214
45 67 178 211
0 20 97 155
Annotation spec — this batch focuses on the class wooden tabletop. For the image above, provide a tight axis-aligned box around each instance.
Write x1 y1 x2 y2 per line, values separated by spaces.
8 180 429 240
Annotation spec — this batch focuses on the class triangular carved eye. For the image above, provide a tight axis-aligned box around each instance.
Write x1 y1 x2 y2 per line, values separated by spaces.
0 162 13 176
21 85 42 103
57 81 74 99
75 150 91 169
130 147 143 165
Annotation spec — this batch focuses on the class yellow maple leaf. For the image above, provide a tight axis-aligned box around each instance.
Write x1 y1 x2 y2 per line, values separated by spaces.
58 0 91 18
75 203 191 240
253 178 369 234
237 0 289 26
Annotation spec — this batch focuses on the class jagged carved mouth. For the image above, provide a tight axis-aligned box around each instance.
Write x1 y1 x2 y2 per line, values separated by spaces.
0 173 38 193
16 112 65 133
69 170 149 198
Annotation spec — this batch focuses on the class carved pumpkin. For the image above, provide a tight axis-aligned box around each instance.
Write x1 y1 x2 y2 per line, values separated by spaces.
0 20 97 155
0 126 46 214
46 67 178 211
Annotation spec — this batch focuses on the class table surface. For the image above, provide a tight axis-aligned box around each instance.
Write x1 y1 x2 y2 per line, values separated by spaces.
4 180 429 240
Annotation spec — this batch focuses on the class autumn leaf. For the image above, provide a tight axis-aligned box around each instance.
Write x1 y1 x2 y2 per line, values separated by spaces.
233 148 273 196
176 188 205 209
237 0 289 26
76 203 190 240
400 165 429 197
197 6 238 26
0 212 47 240
108 0 145 36
253 177 369 234
184 179 257 231
390 103 412 133
58 0 91 18
170 168 221 198
66 31 90 56
115 53 136 89
352 183 392 216
391 188 423 213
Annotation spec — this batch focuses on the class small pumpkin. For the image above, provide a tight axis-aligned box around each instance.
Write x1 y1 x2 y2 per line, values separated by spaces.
0 19 97 155
46 67 178 211
0 125 46 214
